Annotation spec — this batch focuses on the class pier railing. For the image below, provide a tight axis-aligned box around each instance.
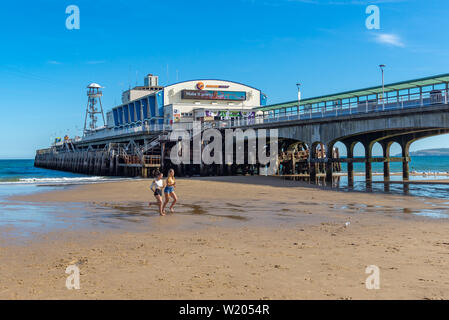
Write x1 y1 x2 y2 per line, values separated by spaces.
81 124 168 142
80 123 197 142
218 88 449 129
167 88 449 131
75 87 448 143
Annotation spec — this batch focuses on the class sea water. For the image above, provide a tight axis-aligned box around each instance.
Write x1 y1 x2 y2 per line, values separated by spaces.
0 159 110 185
2 157 449 187
340 156 449 174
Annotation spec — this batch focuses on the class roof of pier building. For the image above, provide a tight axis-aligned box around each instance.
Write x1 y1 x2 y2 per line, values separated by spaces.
257 73 449 111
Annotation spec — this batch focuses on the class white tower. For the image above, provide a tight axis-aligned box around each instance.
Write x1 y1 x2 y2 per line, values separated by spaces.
84 83 105 136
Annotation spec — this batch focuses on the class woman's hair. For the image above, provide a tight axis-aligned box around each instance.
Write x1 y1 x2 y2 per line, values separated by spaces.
153 170 163 178
168 169 175 176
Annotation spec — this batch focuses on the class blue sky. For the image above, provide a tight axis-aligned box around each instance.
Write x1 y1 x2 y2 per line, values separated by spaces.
1 0 448 158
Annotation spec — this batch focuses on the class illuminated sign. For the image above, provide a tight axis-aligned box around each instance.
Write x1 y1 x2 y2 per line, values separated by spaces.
206 85 230 89
181 90 246 101
196 82 230 90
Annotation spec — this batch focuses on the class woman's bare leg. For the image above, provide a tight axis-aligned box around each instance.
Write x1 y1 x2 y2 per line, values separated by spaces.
162 193 170 213
155 195 164 216
169 192 177 213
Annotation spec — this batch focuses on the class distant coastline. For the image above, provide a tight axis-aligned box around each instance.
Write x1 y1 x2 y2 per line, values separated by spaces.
395 148 449 157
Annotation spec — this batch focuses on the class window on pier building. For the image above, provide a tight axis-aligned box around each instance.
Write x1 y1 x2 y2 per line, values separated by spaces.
129 103 136 123
118 107 124 125
149 96 156 118
135 101 142 121
142 98 149 119
113 109 119 127
123 105 130 124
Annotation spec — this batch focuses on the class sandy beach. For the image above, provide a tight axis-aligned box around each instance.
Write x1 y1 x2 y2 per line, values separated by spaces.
2 176 449 300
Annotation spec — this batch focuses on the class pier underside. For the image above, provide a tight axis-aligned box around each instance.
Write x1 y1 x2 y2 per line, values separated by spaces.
35 102 449 183
34 130 343 179
322 128 449 186
35 128 449 182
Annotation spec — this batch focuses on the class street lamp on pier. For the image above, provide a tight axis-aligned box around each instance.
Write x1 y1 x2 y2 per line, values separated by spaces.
379 64 386 110
296 83 301 115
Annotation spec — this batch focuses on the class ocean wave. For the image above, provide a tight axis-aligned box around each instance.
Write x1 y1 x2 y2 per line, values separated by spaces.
0 176 114 185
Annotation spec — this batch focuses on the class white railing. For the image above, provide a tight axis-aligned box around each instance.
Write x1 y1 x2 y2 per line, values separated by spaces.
214 88 449 129
78 88 449 141
81 124 168 142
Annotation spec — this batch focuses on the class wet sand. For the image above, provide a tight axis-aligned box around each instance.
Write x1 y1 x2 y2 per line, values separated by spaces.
2 176 449 299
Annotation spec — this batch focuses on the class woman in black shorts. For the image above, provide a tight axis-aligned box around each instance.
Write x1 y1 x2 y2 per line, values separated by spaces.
150 171 165 216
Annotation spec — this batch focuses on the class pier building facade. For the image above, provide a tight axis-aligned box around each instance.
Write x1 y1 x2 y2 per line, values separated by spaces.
104 75 267 135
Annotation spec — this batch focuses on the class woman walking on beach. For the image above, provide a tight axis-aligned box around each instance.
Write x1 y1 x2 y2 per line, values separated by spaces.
162 169 178 213
150 171 165 216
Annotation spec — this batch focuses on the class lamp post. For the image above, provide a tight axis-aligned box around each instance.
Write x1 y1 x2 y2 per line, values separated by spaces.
296 83 301 116
379 64 386 110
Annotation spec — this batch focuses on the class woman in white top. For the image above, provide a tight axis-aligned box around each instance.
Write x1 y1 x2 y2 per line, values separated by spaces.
149 171 165 216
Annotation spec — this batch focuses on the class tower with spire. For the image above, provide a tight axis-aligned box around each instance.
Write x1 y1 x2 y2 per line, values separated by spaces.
84 83 105 136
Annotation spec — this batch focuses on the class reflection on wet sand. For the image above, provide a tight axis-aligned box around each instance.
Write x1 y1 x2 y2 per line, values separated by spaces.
283 174 449 198
92 195 449 228
328 201 449 219
180 203 248 221
3 175 449 244
93 201 252 222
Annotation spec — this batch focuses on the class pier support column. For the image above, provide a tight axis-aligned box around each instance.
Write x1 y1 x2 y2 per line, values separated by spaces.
347 160 354 186
384 160 390 181
310 161 316 181
100 154 106 175
115 154 119 176
309 151 317 182
291 155 296 175
87 153 92 175
381 141 391 181
109 151 115 176
381 142 391 192
345 142 354 187
325 161 333 183
364 142 373 185
309 142 319 182
325 145 333 183
402 143 410 181
365 160 372 183
218 164 224 176
403 161 410 180
176 164 182 177
226 164 232 176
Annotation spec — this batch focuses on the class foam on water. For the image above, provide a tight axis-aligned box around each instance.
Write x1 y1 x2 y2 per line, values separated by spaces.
5 176 109 185
0 160 131 186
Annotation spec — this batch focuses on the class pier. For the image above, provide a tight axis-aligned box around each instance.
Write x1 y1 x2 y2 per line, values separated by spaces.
35 74 449 183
